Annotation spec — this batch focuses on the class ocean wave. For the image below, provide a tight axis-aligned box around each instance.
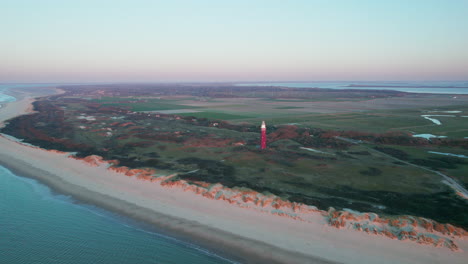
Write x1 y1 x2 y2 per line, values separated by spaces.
0 93 16 103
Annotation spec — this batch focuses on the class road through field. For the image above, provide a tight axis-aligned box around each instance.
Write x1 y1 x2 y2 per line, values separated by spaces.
335 137 468 200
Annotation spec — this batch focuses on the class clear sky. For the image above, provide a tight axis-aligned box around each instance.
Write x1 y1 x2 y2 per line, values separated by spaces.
1 0 467 82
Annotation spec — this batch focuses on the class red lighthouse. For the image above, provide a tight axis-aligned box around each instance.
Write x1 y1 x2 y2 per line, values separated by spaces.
260 121 267 150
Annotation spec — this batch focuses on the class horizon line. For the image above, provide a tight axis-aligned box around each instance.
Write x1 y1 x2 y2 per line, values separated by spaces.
2 80 468 85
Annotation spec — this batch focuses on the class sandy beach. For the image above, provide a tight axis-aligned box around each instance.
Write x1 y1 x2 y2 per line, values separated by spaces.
1 90 467 264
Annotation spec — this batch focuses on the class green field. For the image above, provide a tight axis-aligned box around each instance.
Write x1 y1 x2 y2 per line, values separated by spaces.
274 106 305 109
4 85 467 228
177 112 252 120
104 102 199 111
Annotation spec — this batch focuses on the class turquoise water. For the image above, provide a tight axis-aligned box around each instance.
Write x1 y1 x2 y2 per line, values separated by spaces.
0 85 235 264
0 86 17 104
0 83 59 105
238 81 468 94
0 165 234 264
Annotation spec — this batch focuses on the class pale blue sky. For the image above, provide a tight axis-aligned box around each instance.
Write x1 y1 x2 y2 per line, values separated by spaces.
1 0 467 82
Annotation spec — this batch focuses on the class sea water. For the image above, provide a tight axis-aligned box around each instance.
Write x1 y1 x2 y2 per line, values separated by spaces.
0 85 17 106
238 81 468 94
0 166 233 264
0 85 234 264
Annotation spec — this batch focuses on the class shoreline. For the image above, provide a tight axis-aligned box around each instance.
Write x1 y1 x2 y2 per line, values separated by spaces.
0 92 334 264
0 155 322 264
0 88 467 264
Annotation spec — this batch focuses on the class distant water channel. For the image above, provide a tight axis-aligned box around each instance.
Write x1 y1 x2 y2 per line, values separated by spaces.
238 81 468 94
0 85 233 264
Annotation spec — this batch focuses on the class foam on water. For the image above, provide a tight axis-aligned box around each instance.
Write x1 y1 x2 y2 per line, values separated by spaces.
0 88 17 107
0 84 37 100
0 83 63 105
0 93 16 103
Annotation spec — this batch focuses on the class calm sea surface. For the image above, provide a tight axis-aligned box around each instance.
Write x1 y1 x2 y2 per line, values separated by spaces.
0 166 233 264
0 85 234 264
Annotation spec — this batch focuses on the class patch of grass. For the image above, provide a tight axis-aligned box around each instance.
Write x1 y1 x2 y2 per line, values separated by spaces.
261 98 312 102
360 167 383 176
103 102 198 111
90 96 136 102
275 106 305 109
374 146 409 160
371 144 468 186
177 112 252 120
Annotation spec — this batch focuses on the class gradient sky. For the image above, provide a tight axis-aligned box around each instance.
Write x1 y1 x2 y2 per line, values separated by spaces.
1 0 467 82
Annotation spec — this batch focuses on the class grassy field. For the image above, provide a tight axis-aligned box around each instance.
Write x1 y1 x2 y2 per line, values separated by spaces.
247 105 468 138
274 106 305 109
89 94 468 139
104 102 199 111
5 87 468 228
177 112 252 120
372 144 468 184
85 94 468 189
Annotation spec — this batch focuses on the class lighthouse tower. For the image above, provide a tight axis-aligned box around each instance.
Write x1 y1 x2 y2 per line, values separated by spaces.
260 121 267 150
